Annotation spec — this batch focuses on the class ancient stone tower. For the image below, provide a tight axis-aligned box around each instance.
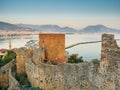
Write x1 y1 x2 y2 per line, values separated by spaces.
15 48 26 74
101 34 118 61
100 33 120 73
39 33 65 61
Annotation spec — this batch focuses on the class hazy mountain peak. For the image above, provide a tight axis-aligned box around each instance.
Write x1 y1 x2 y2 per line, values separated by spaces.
85 24 107 29
0 21 21 30
80 24 120 33
0 21 14 26
94 24 105 27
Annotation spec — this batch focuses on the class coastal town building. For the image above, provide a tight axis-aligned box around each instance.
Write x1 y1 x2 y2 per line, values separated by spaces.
0 49 7 59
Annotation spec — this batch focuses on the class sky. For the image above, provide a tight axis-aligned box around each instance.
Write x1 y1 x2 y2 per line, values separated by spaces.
0 0 120 29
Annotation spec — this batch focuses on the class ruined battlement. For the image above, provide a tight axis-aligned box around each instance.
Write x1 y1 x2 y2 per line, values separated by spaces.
25 55 94 90
15 47 45 73
102 33 119 49
25 51 120 90
101 34 120 61
100 34 120 74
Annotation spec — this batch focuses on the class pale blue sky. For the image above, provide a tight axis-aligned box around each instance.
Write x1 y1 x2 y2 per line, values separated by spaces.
0 0 120 29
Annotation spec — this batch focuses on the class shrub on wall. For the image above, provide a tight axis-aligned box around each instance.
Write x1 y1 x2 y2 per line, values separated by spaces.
67 54 84 63
92 59 100 66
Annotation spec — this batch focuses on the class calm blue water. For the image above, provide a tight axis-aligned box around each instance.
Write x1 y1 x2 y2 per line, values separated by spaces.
0 34 120 61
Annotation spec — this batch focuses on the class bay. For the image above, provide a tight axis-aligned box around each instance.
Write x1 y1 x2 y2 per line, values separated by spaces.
0 34 120 61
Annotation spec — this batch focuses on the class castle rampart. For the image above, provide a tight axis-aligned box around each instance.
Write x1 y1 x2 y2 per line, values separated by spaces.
14 33 120 90
0 59 15 87
8 68 21 90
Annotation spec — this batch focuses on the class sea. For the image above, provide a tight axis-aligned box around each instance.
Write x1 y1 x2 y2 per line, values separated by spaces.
0 33 120 61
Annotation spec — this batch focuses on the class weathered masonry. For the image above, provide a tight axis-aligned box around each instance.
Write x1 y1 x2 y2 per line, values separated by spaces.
39 33 65 61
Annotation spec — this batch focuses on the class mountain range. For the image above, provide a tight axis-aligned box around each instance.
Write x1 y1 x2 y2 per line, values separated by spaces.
17 24 77 32
0 21 120 33
0 22 22 30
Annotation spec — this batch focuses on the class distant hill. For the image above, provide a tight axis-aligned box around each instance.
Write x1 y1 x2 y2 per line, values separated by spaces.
16 24 77 32
0 21 120 33
79 25 120 33
0 22 21 30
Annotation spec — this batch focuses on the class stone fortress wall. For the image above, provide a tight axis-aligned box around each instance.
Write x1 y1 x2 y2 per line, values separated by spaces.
8 48 45 90
0 59 15 87
10 33 120 90
100 34 120 73
8 68 21 90
15 48 45 74
25 57 96 90
98 34 120 90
